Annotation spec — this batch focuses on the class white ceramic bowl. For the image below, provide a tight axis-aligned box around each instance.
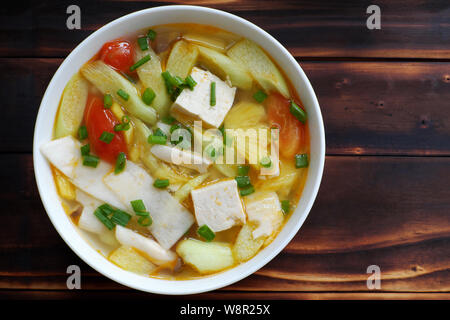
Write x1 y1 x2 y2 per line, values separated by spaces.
33 5 325 294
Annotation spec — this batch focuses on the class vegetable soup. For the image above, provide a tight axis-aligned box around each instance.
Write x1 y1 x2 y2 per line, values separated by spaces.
41 23 310 279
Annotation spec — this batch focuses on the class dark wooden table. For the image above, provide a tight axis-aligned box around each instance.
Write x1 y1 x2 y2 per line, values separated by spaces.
1 0 449 300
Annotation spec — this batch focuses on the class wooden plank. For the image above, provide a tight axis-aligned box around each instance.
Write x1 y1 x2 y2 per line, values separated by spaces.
1 58 449 155
1 154 449 292
1 0 449 59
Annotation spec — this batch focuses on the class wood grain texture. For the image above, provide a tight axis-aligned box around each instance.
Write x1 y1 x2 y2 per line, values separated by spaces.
1 0 449 59
1 59 449 154
1 0 449 299
0 154 448 293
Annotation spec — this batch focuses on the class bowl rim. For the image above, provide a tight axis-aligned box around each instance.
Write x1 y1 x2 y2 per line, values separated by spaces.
33 5 325 295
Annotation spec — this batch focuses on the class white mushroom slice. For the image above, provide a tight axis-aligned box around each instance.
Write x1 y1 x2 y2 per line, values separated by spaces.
244 191 284 239
40 136 125 210
115 226 176 266
103 161 194 249
76 189 106 234
150 144 212 173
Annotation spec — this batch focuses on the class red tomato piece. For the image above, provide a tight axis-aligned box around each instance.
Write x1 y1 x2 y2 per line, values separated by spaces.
99 40 134 72
84 95 127 163
266 93 305 158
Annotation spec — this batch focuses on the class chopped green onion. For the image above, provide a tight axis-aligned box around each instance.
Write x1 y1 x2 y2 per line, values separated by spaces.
210 82 216 106
253 90 267 103
197 225 215 242
170 124 181 133
80 144 90 156
135 211 150 217
98 203 115 216
129 54 151 71
114 152 126 174
147 134 167 145
147 29 156 41
237 165 250 176
153 128 167 138
82 154 99 168
173 76 185 87
289 101 307 124
94 208 115 230
185 75 197 90
103 94 113 109
281 200 290 214
235 176 251 188
205 144 218 160
117 89 129 101
111 209 132 227
153 179 169 189
78 125 88 140
239 185 255 197
260 156 272 168
138 215 152 227
114 122 130 132
130 199 146 213
99 131 114 144
295 153 309 168
142 87 156 105
137 36 148 51
162 115 176 125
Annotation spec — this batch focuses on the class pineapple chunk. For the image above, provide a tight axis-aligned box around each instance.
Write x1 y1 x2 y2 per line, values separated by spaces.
233 224 265 263
255 160 301 198
54 72 89 138
196 45 252 90
166 40 198 78
176 239 234 274
227 39 290 98
109 246 157 275
53 167 76 200
224 101 270 168
110 102 133 145
224 101 266 129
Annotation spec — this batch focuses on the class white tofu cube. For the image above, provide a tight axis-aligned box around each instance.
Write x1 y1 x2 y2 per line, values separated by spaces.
191 179 246 232
244 192 284 239
171 67 236 128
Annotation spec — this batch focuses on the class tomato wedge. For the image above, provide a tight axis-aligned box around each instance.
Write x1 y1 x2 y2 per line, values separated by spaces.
84 95 127 163
99 39 134 72
266 93 305 158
